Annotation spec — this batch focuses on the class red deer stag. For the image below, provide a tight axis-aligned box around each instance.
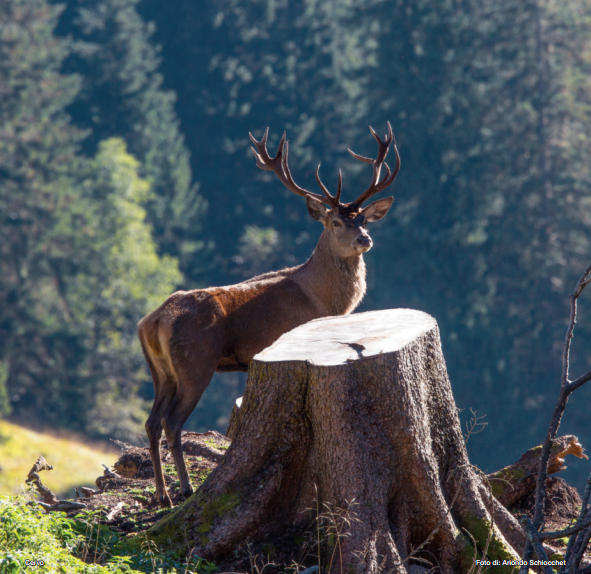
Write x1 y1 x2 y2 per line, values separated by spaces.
138 123 400 506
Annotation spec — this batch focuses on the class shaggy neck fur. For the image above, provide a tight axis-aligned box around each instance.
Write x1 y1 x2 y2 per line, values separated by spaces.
293 230 367 316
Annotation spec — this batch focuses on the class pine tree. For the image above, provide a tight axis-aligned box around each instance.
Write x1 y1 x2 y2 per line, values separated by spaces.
0 0 182 439
0 0 83 418
60 0 205 280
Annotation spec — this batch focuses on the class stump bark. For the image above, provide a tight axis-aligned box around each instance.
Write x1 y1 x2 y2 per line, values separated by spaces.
149 309 527 573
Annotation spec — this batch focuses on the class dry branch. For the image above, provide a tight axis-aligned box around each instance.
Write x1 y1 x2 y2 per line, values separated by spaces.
25 456 58 505
520 264 591 572
488 435 587 507
38 500 87 512
25 456 87 512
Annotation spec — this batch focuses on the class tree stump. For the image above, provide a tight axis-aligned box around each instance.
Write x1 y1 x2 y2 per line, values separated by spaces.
149 309 527 573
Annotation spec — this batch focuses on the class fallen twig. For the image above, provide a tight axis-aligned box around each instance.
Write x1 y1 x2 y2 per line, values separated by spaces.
25 456 58 505
25 456 87 512
38 500 87 512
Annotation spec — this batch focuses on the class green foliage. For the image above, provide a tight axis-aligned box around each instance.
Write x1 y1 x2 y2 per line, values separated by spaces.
3 132 181 440
0 0 183 440
235 225 281 276
0 496 217 573
68 138 182 439
0 496 119 573
0 0 84 428
62 0 206 278
0 362 9 418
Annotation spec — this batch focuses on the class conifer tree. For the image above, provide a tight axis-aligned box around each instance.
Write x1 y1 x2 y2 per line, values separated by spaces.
0 0 181 439
0 0 83 418
61 0 205 280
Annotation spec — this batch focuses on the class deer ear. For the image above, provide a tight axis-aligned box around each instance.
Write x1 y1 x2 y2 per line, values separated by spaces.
361 196 394 222
306 196 329 222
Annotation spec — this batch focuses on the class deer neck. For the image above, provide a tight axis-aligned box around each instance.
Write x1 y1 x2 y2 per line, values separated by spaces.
294 231 367 316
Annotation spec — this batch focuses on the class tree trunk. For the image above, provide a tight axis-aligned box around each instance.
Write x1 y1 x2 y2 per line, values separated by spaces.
149 309 526 573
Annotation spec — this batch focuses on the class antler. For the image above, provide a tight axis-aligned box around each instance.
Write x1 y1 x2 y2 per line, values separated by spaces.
347 121 400 208
249 128 340 207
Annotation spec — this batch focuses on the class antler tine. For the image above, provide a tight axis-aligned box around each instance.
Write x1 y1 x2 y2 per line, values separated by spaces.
377 143 400 191
349 121 400 208
248 127 276 171
347 122 393 167
282 140 321 202
347 147 373 164
335 168 342 204
314 164 339 207
249 128 335 206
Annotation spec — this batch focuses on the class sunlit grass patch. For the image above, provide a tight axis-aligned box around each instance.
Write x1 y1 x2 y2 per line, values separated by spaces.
0 420 117 497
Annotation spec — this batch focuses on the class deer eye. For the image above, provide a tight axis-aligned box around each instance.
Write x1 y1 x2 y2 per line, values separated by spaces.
332 219 342 228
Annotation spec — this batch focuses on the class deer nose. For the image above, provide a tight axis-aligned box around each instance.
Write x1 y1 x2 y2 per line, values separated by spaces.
356 235 372 250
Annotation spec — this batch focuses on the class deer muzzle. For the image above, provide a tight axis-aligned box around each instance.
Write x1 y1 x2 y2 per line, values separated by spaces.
355 234 373 252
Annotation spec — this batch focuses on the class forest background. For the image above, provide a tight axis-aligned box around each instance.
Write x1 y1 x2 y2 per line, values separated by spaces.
1 0 591 490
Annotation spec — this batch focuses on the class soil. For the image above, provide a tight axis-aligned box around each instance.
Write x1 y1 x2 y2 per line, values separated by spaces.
34 431 589 572
76 431 230 535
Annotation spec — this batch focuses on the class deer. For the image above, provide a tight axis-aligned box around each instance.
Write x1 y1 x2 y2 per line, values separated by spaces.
138 123 400 506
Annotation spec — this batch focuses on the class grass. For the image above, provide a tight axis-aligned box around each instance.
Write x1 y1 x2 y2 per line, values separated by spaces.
0 420 118 498
0 496 217 573
0 495 126 573
0 422 218 572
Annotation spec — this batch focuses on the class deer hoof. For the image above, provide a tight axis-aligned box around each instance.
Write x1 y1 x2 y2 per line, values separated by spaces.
179 485 194 500
154 491 173 508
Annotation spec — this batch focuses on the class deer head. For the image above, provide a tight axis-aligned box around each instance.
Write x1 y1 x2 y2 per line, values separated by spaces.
249 122 400 258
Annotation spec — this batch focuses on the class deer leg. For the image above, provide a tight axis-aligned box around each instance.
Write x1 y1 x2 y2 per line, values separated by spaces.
141 342 175 508
162 369 215 500
162 407 193 499
146 396 173 507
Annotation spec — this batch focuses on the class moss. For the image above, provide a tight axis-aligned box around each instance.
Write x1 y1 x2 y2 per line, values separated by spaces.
204 438 229 451
145 497 194 553
196 491 241 545
189 468 213 488
460 514 532 573
459 531 480 572
162 463 178 477
488 466 527 500
148 489 241 553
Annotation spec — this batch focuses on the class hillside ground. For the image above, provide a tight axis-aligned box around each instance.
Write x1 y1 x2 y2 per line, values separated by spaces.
0 420 117 497
15 430 588 573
